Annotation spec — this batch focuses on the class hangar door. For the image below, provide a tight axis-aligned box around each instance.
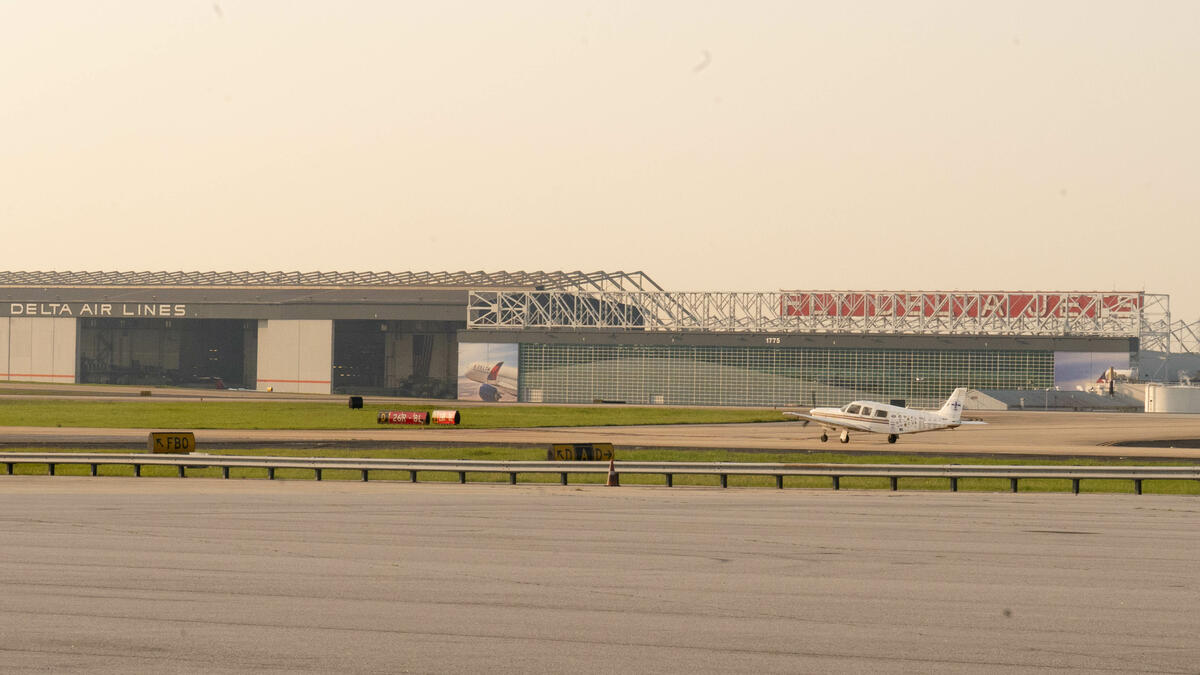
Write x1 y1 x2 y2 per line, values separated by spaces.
332 320 458 398
78 318 256 388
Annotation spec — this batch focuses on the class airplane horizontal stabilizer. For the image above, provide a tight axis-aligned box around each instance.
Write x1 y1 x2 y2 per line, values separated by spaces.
782 411 810 426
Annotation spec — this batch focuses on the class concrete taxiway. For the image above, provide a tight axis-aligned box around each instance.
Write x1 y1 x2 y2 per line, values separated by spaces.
0 477 1196 674
4 410 1200 459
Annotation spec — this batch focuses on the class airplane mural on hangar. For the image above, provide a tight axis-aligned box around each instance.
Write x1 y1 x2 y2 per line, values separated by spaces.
785 387 985 444
464 361 518 402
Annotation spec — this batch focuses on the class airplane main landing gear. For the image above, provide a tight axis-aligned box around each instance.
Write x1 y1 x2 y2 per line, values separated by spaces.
820 432 828 443
887 434 898 444
839 430 850 444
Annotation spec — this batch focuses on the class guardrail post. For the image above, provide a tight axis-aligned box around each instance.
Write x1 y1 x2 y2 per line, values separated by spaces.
560 472 568 486
832 476 840 490
949 477 958 492
889 476 898 491
361 469 368 482
134 464 141 477
4 462 11 475
267 467 275 481
48 463 55 476
775 475 783 489
409 470 418 483
1010 478 1018 493
221 466 230 479
509 472 517 485
1134 479 1143 495
90 464 98 477
459 471 467 484
178 465 185 478
720 474 727 488
1072 478 1080 495
665 473 673 487
315 468 322 481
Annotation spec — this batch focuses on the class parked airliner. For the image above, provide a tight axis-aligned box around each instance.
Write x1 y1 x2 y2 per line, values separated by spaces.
784 387 985 444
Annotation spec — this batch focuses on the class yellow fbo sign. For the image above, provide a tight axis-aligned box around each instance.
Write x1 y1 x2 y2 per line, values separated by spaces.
549 443 614 461
148 432 195 453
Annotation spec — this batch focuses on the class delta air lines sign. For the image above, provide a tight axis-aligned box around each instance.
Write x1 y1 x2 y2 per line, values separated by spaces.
6 303 188 317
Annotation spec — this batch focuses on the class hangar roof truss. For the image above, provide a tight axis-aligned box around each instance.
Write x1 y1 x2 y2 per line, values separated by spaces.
469 289 1165 339
1170 319 1200 355
0 270 662 293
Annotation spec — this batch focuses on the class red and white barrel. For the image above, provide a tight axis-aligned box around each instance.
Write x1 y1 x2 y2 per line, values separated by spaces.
430 410 461 425
377 411 429 425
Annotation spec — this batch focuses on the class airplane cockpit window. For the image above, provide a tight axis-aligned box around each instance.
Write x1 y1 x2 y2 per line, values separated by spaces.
845 404 861 414
875 409 889 418
860 407 873 416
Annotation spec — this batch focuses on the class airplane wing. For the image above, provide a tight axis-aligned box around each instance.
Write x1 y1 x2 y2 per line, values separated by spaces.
783 412 877 432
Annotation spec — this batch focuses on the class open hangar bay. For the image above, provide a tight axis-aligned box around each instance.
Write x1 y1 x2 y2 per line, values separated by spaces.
0 478 1196 674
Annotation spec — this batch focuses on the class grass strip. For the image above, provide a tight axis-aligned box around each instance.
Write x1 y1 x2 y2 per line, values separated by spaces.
0 400 779 430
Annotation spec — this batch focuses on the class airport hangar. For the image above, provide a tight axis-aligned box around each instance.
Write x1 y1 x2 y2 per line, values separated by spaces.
0 270 1166 408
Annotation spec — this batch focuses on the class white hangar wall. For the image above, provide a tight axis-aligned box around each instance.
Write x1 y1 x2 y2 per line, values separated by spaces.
0 317 77 383
256 319 333 394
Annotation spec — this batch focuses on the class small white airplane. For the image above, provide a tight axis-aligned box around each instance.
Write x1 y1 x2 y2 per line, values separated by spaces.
784 387 985 444
464 361 518 402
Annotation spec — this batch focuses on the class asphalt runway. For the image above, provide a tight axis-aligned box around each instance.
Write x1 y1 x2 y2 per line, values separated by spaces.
0 477 1196 674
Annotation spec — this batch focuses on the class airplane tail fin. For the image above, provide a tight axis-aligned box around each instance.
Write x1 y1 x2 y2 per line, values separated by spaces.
938 388 969 422
487 361 504 381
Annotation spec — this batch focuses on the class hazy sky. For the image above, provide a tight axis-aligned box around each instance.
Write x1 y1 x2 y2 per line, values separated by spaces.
3 2 1197 317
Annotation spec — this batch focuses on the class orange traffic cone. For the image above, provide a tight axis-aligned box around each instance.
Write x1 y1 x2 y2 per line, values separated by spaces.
606 458 618 487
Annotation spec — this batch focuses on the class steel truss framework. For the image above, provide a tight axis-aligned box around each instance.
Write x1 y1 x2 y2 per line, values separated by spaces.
1171 319 1200 354
469 290 1170 340
0 270 662 293
1137 294 1172 352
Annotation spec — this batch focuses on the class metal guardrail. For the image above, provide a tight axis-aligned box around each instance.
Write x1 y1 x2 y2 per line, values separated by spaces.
2 453 1198 495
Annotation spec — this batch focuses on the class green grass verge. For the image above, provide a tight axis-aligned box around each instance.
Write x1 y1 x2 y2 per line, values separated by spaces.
3 446 1197 494
0 400 780 430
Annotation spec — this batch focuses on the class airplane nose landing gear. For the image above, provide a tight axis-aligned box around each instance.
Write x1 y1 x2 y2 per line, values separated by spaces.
820 432 828 442
887 434 898 444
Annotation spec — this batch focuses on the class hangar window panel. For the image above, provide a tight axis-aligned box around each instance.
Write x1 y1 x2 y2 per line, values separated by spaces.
519 344 1053 408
